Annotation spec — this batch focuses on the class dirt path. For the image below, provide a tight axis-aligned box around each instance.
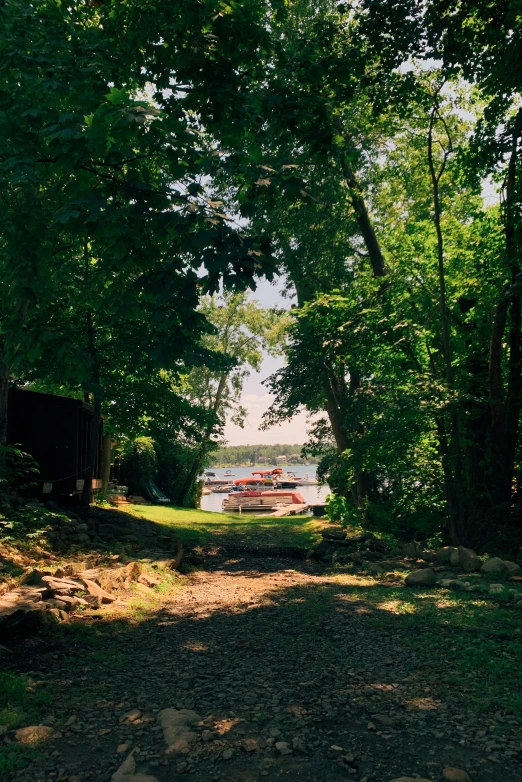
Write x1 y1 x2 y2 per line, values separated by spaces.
9 551 522 782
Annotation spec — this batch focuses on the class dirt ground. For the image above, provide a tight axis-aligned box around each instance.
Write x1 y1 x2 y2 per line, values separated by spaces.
6 545 522 782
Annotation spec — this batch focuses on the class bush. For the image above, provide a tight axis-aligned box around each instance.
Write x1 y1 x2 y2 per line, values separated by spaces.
119 436 157 495
154 438 200 507
325 493 360 528
0 444 39 494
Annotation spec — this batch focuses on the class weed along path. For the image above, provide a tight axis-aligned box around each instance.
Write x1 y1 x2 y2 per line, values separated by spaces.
2 507 522 782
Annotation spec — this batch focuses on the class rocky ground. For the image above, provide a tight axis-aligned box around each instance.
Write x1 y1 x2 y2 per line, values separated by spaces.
3 539 522 782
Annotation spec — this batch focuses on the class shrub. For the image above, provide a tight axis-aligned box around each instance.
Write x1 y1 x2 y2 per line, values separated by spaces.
119 436 157 495
0 444 39 494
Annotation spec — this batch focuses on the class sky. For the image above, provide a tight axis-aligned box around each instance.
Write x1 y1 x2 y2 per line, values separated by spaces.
222 277 312 446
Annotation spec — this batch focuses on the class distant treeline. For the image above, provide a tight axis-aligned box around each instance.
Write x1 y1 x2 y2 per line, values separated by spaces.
207 444 316 467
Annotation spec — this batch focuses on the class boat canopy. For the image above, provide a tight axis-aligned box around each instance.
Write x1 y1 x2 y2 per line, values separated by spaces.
251 468 283 477
234 477 272 485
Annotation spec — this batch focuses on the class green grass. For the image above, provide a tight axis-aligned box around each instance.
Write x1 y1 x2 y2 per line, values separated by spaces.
0 672 52 773
123 504 324 548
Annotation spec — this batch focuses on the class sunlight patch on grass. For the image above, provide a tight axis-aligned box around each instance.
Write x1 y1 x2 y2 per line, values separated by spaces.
122 504 324 548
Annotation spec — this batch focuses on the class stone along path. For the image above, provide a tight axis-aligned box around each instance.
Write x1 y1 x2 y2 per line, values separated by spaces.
10 551 522 782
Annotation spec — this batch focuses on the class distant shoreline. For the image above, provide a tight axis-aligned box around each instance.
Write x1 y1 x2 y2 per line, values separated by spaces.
207 443 316 469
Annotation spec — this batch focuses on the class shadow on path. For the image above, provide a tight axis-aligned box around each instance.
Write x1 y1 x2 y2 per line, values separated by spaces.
5 554 522 782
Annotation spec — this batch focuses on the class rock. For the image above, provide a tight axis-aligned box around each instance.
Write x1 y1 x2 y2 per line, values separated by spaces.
80 578 116 603
404 568 436 587
157 708 201 754
321 527 347 540
42 576 84 595
312 539 335 562
167 541 184 571
443 768 472 782
458 546 482 572
420 550 437 562
45 598 68 610
489 583 505 595
201 730 213 742
138 573 160 588
450 549 460 566
117 743 131 754
503 560 521 574
480 557 507 574
51 595 86 611
402 541 422 558
369 564 384 575
15 725 54 744
221 748 234 760
121 709 142 723
111 749 158 782
0 606 50 641
69 533 91 545
275 741 292 755
388 778 433 782
374 714 394 726
20 569 51 585
98 523 120 538
47 608 69 622
291 736 306 752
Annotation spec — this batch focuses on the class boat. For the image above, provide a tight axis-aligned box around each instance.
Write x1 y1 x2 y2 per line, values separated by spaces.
274 471 302 488
297 474 318 486
234 476 274 487
224 469 236 477
210 484 235 493
222 489 308 515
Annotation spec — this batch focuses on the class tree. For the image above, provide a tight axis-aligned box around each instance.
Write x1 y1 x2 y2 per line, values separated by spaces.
0 0 276 499
178 292 286 505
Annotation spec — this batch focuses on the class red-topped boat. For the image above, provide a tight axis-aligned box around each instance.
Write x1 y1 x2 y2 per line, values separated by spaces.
222 488 307 515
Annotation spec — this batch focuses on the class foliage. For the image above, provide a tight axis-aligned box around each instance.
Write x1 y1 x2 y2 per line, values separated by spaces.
325 494 359 529
0 0 276 502
119 437 157 496
208 443 314 467
0 445 39 494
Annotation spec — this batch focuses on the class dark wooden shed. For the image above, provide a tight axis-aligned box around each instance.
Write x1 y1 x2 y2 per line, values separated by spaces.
7 388 103 498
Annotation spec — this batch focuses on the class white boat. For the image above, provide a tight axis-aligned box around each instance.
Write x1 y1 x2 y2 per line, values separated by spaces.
210 484 236 493
222 488 307 514
297 474 318 486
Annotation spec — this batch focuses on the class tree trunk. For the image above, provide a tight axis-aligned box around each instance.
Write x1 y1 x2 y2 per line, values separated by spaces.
80 305 101 512
486 108 522 517
426 102 470 542
101 434 112 497
0 359 9 486
80 392 101 511
178 374 228 507
338 155 386 278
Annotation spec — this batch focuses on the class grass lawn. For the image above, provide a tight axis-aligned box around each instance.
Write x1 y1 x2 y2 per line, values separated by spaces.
122 504 325 549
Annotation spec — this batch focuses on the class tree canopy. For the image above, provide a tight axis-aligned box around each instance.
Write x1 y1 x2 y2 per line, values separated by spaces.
2 0 522 547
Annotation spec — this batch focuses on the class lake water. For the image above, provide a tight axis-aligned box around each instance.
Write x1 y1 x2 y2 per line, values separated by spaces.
199 465 330 513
